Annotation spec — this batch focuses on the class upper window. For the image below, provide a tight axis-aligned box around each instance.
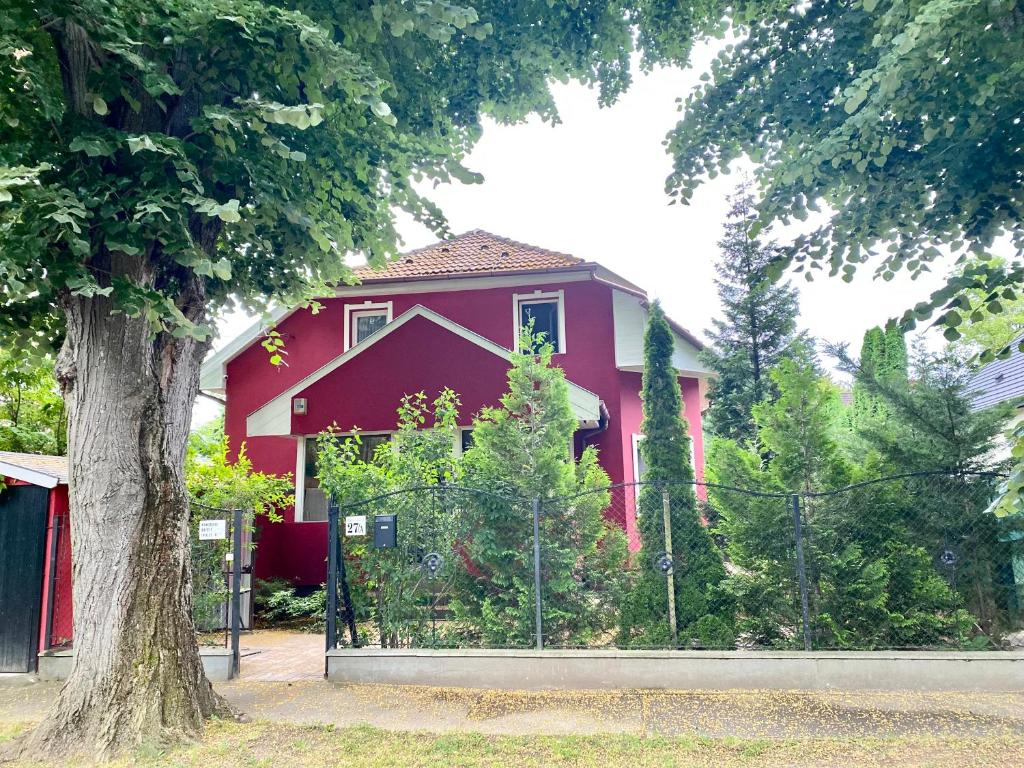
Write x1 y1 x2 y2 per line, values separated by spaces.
514 290 565 354
344 301 393 351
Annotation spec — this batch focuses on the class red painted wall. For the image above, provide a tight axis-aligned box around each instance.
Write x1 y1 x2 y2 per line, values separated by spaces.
43 485 73 647
223 277 705 584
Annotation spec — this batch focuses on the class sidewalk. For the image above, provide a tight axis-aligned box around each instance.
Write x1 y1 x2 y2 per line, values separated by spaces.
3 678 1022 739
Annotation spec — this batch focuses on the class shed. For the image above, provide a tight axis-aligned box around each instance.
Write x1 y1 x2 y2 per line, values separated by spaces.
0 452 72 672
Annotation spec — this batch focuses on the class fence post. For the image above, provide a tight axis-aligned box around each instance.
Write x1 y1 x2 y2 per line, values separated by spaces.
791 494 812 652
661 489 678 648
230 507 243 679
532 497 543 651
326 499 339 659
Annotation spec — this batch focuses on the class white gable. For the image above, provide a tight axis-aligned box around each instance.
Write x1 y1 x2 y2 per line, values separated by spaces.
612 290 710 376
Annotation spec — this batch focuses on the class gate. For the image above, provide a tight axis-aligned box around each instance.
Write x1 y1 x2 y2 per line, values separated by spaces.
0 485 49 672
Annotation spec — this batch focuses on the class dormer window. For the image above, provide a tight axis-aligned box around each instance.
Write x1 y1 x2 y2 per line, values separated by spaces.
344 301 393 351
514 290 565 354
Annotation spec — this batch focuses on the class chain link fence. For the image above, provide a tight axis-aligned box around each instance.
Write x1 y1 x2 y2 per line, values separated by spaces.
326 472 1024 651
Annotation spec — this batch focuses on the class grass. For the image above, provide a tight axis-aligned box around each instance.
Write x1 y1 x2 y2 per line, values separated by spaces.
2 720 1023 767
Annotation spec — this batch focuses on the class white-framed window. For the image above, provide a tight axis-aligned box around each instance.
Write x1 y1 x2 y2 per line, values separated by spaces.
513 289 565 354
343 300 393 351
294 433 392 522
632 432 697 484
632 433 647 484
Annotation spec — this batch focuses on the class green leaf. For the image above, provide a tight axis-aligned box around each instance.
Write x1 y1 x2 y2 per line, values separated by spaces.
216 199 241 223
212 258 232 280
92 96 108 116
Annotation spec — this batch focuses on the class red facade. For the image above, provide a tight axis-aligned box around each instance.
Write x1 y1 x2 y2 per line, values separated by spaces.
207 232 710 586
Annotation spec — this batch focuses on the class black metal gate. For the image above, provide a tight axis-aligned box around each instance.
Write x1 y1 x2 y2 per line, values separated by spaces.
0 485 49 672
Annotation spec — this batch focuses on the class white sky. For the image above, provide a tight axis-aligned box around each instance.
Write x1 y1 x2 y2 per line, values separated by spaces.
194 44 955 427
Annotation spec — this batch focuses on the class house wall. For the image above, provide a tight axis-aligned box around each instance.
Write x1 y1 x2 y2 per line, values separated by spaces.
224 277 704 585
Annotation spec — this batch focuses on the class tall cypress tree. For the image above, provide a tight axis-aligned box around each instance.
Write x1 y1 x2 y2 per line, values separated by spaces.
702 184 805 446
619 302 734 648
849 326 908 429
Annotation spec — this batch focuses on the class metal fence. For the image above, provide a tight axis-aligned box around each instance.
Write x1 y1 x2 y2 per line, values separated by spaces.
325 471 1024 652
189 501 249 676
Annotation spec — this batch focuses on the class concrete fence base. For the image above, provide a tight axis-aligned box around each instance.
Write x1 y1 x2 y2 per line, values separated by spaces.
37 647 236 682
326 648 1024 692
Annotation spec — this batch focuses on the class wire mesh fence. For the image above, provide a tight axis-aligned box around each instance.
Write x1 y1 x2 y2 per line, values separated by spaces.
189 502 251 645
326 472 1024 651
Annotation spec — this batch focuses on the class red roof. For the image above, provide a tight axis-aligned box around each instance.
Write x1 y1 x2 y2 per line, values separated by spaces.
353 230 589 282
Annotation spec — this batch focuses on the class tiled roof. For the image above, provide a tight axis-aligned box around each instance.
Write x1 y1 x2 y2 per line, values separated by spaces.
0 451 69 485
967 336 1024 411
353 230 588 281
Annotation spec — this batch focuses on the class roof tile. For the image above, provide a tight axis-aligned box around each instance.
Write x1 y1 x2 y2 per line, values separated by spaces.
353 230 587 281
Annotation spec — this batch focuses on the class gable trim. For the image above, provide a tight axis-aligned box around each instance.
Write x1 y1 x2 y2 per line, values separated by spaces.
0 461 60 489
245 305 602 437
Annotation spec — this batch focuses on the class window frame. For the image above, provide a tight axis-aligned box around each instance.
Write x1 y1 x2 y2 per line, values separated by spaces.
513 289 566 354
343 300 393 351
631 432 698 485
294 432 393 522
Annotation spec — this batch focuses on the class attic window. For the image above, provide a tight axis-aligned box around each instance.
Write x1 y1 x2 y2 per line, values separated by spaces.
514 290 565 354
344 301 393 351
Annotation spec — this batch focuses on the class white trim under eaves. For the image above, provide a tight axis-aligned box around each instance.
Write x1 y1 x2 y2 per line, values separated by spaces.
199 305 292 395
0 461 60 489
246 304 602 438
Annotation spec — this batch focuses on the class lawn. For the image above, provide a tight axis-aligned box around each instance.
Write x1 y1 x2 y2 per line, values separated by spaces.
2 720 1023 767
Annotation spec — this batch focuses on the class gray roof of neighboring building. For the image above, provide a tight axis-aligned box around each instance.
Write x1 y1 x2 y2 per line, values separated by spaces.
0 451 69 487
966 337 1024 411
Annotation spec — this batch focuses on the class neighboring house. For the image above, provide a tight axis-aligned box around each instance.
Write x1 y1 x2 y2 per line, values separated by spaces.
201 230 712 586
966 339 1024 459
0 452 72 672
967 337 1024 414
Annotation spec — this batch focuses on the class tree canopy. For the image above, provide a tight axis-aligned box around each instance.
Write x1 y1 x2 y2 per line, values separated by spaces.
0 0 680 352
665 0 1024 339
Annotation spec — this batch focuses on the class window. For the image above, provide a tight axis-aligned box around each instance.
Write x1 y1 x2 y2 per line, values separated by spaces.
460 428 474 454
513 290 565 353
632 433 697 484
632 434 647 484
296 433 391 522
344 301 393 351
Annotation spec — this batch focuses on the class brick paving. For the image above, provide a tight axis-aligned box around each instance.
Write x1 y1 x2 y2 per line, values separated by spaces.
238 630 323 682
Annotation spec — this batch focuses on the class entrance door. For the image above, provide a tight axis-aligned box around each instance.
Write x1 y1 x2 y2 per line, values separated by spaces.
0 485 48 672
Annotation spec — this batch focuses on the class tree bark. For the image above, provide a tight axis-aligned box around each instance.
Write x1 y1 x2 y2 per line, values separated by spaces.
16 265 227 759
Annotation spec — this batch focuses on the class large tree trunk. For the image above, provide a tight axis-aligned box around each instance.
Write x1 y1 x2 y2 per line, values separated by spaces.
18 266 227 759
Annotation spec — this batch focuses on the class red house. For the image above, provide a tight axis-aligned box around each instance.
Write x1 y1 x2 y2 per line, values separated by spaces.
201 231 711 586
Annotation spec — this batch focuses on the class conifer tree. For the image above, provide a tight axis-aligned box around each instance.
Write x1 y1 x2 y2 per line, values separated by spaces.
849 326 908 429
619 302 734 648
702 184 805 445
456 328 626 647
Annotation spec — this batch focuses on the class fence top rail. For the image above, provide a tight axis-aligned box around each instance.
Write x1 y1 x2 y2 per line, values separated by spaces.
331 470 1008 508
188 498 246 515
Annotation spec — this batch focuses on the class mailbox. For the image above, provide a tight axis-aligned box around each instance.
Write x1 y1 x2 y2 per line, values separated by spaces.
373 514 397 549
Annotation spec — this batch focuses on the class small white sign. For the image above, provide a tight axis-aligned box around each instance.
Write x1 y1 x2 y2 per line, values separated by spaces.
198 519 228 541
345 515 367 537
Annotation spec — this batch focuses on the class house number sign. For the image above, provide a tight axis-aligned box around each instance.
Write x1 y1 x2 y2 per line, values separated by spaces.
345 515 367 536
198 519 228 541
